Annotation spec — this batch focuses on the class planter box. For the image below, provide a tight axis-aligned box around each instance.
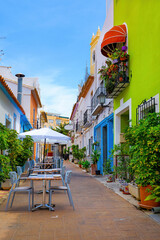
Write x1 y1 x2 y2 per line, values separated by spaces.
128 183 140 200
1 179 12 190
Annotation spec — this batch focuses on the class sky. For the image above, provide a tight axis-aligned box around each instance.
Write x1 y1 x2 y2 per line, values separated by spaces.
0 0 106 117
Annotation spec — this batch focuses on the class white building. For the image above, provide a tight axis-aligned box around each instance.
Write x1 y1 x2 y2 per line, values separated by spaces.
0 75 31 132
70 0 114 174
0 66 42 129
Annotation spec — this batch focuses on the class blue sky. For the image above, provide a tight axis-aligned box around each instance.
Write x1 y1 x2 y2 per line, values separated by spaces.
0 0 106 117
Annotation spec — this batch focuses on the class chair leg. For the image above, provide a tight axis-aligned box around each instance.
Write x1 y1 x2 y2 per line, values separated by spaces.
48 190 52 211
28 191 31 211
62 177 65 186
31 180 34 208
32 189 34 208
67 187 75 210
5 191 12 211
10 192 16 208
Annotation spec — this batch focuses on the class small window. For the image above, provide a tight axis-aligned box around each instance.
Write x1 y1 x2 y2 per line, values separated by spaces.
136 97 156 124
92 50 95 64
48 119 54 124
13 113 17 130
51 145 54 151
56 119 61 126
33 108 35 128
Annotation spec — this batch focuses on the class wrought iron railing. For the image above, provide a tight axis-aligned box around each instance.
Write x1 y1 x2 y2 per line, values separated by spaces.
83 109 92 126
91 87 106 113
136 97 156 124
106 58 129 98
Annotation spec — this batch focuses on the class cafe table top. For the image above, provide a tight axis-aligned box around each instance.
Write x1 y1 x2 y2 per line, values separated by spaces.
32 168 61 173
22 174 62 181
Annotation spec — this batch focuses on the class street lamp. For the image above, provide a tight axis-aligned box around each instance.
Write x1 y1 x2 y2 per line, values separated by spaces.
97 91 110 108
97 91 106 106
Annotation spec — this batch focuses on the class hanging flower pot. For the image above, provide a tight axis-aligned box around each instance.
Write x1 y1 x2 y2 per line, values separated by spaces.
119 76 123 82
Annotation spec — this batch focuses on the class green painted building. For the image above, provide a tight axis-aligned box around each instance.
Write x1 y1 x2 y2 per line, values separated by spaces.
111 0 160 144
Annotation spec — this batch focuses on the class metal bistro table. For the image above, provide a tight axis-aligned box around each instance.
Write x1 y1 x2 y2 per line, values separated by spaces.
27 174 61 211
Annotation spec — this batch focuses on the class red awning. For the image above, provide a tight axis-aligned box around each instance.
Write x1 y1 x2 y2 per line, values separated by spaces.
101 24 127 57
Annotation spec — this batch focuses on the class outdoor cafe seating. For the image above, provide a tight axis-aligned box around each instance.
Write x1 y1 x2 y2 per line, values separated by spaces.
5 158 74 211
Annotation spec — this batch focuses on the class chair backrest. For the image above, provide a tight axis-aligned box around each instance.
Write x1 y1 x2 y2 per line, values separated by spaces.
29 160 35 168
65 171 72 185
60 159 64 169
61 166 66 179
9 172 18 185
17 166 22 177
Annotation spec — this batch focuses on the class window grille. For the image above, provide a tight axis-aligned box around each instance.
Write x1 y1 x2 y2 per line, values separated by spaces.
136 97 156 124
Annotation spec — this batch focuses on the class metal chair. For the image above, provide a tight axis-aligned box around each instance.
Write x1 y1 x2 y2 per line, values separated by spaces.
5 172 34 211
17 166 22 178
60 159 64 169
48 170 75 210
61 166 66 186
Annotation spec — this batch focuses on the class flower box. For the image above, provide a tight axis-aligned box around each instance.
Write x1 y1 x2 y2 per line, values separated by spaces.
128 183 140 200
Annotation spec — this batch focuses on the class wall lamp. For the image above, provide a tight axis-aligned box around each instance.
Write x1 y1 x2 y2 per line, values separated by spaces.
97 92 110 107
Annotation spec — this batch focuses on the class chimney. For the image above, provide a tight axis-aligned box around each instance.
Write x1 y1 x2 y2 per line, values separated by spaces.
15 73 25 104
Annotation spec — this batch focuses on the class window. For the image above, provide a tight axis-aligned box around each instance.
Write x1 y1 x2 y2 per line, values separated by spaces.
136 97 156 124
89 137 93 156
5 114 11 129
13 113 17 130
92 50 95 64
48 119 54 124
56 119 61 126
33 108 35 128
51 145 54 151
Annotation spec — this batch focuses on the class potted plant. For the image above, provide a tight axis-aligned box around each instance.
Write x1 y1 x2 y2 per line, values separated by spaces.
103 158 114 182
82 160 90 172
124 113 160 209
91 149 101 175
78 160 82 168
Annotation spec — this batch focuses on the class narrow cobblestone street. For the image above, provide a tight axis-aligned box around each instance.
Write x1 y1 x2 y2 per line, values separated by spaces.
0 161 160 240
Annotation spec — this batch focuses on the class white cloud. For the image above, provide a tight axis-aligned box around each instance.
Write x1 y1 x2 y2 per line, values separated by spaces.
38 70 78 117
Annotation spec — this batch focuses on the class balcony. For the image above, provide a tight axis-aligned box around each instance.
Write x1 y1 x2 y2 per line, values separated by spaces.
91 87 106 116
106 59 129 98
83 109 92 128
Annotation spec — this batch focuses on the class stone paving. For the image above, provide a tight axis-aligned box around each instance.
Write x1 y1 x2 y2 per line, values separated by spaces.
0 161 160 240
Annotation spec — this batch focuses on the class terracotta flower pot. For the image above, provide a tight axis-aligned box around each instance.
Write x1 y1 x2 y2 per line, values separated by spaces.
139 185 160 209
91 164 96 175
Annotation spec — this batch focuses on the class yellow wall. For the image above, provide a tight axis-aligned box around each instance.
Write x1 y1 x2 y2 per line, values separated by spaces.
90 27 101 75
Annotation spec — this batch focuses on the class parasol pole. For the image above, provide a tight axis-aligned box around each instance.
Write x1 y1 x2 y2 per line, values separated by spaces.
43 138 46 166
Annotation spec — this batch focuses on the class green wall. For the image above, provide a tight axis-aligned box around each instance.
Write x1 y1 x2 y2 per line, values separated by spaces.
114 0 160 125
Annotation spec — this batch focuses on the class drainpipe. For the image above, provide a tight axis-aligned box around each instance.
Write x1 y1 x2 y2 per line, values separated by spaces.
15 73 25 104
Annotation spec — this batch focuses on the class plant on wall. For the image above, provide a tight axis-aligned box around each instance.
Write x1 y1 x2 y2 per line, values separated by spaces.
124 113 160 202
16 136 33 167
0 123 34 182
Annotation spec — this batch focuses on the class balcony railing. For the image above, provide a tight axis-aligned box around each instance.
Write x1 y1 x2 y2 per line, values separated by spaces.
83 109 92 128
75 121 82 133
106 59 129 98
91 87 106 115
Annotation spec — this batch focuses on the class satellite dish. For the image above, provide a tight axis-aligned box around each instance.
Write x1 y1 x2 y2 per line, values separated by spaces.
64 124 73 131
